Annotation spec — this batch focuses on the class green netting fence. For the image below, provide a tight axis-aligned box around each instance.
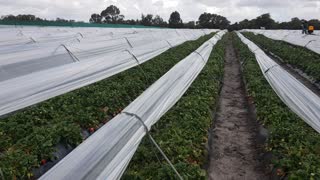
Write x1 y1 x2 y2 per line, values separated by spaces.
0 20 162 28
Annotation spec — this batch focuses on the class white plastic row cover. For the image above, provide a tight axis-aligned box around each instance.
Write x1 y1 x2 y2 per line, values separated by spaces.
0 26 215 47
241 29 320 55
237 32 320 134
40 31 226 180
0 27 216 117
0 27 215 81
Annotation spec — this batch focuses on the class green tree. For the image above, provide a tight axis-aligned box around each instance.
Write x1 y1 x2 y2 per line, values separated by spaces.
238 19 255 29
198 12 212 28
169 11 183 28
123 19 138 25
289 17 302 29
198 13 230 29
184 21 196 29
89 13 102 23
152 15 166 26
141 14 153 26
255 13 276 29
100 5 124 24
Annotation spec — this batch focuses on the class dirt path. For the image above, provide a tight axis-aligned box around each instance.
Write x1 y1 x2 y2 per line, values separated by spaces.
207 36 268 180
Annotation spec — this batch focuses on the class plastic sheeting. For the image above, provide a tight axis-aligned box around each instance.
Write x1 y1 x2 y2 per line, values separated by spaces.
0 26 216 117
237 32 320 134
241 29 320 55
0 27 212 81
40 31 226 180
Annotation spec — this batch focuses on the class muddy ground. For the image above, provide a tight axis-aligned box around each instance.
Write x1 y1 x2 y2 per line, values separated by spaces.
207 36 268 180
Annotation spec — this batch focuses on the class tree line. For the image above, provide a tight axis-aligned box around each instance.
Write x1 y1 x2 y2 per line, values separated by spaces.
89 6 319 30
0 14 78 23
89 5 230 29
229 13 320 30
1 5 319 30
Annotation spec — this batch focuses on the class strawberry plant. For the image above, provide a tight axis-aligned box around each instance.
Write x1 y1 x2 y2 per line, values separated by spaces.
242 32 320 82
233 33 320 179
122 35 227 179
0 33 216 179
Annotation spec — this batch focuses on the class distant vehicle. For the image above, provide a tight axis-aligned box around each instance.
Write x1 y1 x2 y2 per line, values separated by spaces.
308 25 314 34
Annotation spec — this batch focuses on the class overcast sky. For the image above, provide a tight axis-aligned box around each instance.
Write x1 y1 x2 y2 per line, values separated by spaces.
0 0 319 23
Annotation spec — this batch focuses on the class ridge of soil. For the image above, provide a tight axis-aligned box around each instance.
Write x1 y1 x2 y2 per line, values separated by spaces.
207 36 268 180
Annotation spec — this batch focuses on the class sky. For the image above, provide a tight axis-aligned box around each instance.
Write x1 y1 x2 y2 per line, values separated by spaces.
0 0 319 23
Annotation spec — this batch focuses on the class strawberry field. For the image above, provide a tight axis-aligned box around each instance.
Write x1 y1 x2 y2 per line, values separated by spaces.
242 32 320 82
233 33 320 179
0 33 214 179
123 35 226 179
1 27 320 180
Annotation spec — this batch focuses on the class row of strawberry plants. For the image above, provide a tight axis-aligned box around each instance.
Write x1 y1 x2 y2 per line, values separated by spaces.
233 33 320 179
122 35 226 179
0 33 215 179
242 32 320 82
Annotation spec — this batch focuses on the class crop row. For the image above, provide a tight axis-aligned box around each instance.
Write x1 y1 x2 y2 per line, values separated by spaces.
233 33 320 179
0 33 214 179
122 35 226 179
242 32 320 82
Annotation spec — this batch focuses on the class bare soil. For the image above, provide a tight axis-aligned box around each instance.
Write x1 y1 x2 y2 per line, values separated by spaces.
207 37 268 180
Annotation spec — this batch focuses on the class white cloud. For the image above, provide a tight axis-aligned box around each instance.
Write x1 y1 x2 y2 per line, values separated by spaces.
0 0 319 23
